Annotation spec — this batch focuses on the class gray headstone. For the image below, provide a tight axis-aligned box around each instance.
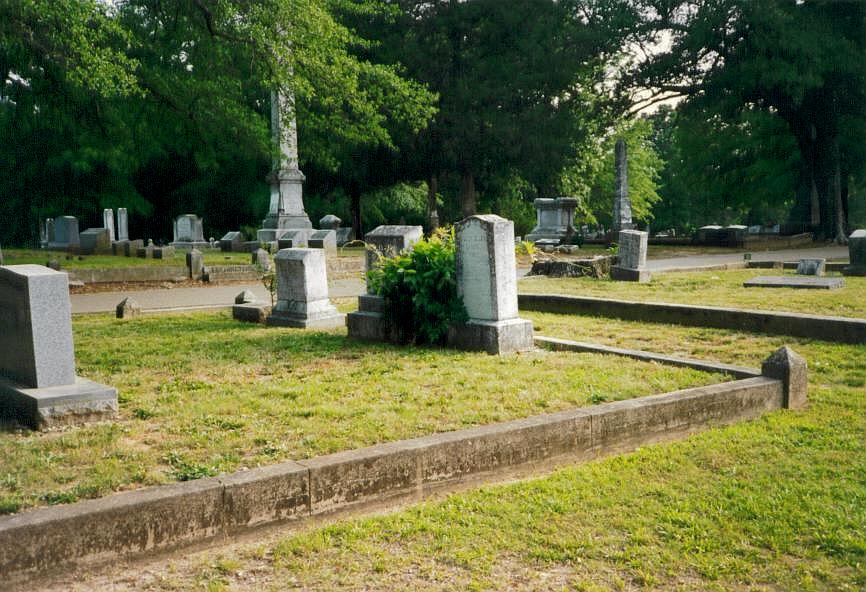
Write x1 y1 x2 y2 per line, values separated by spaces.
308 229 337 253
796 258 826 276
450 215 533 354
117 208 129 242
219 231 244 252
52 216 80 248
319 214 342 230
616 230 648 270
848 229 866 268
612 139 634 232
0 265 76 387
116 297 142 319
172 214 206 246
266 249 343 328
762 346 807 409
103 209 116 242
364 225 423 272
79 228 111 255
252 248 272 272
186 248 204 279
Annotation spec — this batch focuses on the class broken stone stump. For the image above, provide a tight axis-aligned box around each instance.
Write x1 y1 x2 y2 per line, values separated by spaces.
116 297 142 319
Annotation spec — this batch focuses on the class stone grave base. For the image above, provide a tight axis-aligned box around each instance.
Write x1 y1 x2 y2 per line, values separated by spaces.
842 265 866 277
266 304 344 329
169 241 209 250
743 276 844 290
232 302 272 324
447 318 534 355
0 376 117 430
347 295 392 341
611 265 651 283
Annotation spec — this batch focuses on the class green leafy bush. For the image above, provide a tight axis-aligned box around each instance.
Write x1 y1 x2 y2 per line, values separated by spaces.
367 228 467 345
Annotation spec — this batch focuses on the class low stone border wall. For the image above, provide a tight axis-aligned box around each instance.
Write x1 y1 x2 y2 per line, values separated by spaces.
1 346 798 585
520 293 866 344
67 266 188 284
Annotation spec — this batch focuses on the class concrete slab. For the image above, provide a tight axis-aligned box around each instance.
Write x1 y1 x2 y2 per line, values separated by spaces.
743 276 844 289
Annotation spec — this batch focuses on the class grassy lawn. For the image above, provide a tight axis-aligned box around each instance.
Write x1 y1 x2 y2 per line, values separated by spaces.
520 269 866 318
114 314 866 592
1 247 364 269
0 311 723 515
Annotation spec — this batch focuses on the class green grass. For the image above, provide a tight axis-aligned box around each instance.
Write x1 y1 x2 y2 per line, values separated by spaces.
520 269 866 318
2 247 364 269
124 313 866 591
0 311 722 514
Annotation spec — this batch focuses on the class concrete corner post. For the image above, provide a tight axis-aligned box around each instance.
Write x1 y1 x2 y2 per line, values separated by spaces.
761 346 808 409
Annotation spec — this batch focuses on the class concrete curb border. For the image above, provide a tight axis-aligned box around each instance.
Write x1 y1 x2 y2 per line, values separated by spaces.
0 352 791 584
519 293 866 344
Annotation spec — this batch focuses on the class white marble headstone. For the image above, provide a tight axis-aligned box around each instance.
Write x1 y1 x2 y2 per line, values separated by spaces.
456 215 519 322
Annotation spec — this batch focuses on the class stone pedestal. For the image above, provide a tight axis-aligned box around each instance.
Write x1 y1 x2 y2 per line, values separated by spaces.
526 197 578 243
612 139 634 233
762 346 807 409
266 249 344 329
346 294 392 341
257 168 312 243
447 215 534 354
611 229 650 283
364 225 423 273
0 265 116 429
170 214 209 249
79 228 112 255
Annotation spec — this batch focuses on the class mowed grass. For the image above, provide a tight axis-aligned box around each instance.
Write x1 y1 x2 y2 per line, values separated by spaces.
0 311 723 514
117 314 866 592
520 269 866 318
2 247 364 269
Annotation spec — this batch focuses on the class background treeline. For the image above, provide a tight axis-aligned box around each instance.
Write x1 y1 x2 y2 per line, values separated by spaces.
1 0 864 246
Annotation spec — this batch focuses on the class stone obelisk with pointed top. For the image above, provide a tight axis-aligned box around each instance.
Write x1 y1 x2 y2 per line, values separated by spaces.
612 139 634 233
258 89 312 243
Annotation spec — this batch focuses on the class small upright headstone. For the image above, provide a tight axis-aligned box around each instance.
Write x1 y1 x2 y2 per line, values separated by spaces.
252 248 272 272
117 208 129 242
116 297 142 319
51 216 80 249
612 139 634 233
186 248 204 280
843 229 866 276
611 229 650 282
79 228 111 255
0 265 117 428
266 249 344 328
796 258 826 276
103 209 116 242
448 215 534 354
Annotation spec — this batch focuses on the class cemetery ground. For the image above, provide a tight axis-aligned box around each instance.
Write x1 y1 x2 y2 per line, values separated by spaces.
522 269 866 318
48 312 866 591
0 306 723 515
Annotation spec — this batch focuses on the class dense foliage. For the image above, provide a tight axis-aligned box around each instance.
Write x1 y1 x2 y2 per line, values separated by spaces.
366 229 467 345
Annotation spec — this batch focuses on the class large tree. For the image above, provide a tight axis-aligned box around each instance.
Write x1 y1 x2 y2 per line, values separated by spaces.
625 0 866 242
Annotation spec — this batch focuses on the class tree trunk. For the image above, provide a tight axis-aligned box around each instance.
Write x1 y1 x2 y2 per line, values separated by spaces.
350 183 362 242
809 175 820 227
459 169 476 218
426 173 440 233
832 137 847 244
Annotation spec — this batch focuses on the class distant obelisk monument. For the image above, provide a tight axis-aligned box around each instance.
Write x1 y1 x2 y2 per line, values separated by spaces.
258 88 312 243
612 139 634 233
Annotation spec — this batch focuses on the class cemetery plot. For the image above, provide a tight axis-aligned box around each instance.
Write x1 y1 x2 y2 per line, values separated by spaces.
87 313 866 592
521 269 866 318
0 311 726 515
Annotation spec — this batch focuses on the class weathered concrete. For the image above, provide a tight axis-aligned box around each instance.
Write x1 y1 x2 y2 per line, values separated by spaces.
0 348 798 585
519 293 866 344
232 302 271 324
743 276 844 289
